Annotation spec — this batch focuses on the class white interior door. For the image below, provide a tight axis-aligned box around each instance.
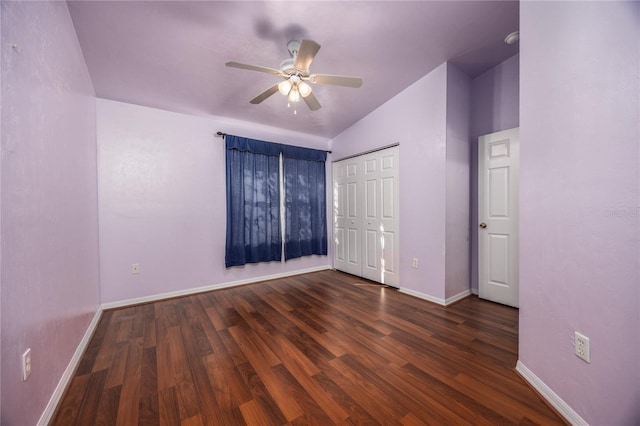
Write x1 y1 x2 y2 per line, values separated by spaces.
333 146 399 287
478 128 519 307
333 159 362 276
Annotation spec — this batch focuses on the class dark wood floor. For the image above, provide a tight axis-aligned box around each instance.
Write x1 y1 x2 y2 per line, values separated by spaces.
52 270 564 425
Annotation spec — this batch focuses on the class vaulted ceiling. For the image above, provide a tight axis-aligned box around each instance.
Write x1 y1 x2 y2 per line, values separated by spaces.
68 1 519 138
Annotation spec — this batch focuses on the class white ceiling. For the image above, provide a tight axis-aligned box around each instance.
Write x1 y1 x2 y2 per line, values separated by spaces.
68 1 519 138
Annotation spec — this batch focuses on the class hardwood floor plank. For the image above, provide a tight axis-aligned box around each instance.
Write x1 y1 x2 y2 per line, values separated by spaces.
202 353 250 424
143 304 157 349
119 317 136 341
158 386 180 426
382 362 506 425
228 325 304 421
271 363 335 425
138 347 160 425
217 329 289 425
76 310 113 376
239 399 271 425
115 337 143 425
76 369 109 425
311 371 379 425
386 378 476 424
165 327 200 422
234 361 289 425
51 270 565 425
175 302 224 425
50 374 90 424
454 372 564 425
328 355 408 421
104 341 129 389
94 384 122 426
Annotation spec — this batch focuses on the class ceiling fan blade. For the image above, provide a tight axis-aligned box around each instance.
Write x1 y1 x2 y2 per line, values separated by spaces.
294 39 321 70
303 92 321 111
250 84 280 104
310 74 363 88
226 61 282 76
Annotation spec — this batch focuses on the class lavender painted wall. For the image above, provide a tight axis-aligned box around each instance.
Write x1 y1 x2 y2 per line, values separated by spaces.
330 63 449 299
1 2 100 424
445 64 471 299
520 2 639 424
470 54 519 292
97 99 331 303
0 3 3 422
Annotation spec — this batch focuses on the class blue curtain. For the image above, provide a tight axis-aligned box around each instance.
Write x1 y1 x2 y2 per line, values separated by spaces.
283 146 327 260
225 135 281 267
225 134 327 267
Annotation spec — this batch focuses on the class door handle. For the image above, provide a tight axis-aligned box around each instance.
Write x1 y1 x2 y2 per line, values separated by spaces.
479 222 487 229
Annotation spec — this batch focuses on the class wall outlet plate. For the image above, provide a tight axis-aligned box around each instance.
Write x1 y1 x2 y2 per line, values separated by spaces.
131 263 140 274
22 348 32 381
575 331 590 363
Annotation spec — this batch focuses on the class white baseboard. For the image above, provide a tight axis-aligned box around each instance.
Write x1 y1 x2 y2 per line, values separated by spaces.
471 287 479 295
398 287 471 306
102 265 332 310
445 289 472 305
515 360 588 426
37 306 103 426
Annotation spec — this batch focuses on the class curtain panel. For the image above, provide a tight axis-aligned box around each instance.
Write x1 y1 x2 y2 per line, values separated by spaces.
225 136 282 267
283 154 327 260
225 134 327 268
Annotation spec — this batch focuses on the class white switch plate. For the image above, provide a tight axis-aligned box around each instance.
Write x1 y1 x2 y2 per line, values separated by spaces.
131 263 140 274
22 348 32 381
412 258 419 268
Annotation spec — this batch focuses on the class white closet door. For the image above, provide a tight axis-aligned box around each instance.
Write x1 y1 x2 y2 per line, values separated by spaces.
333 146 399 287
333 158 362 276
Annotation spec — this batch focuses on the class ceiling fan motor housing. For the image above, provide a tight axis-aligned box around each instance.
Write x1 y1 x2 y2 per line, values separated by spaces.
287 40 301 57
279 58 297 75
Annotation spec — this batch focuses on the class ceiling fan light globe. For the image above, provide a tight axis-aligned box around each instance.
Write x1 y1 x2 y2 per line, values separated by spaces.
278 80 292 96
288 87 301 103
298 82 312 98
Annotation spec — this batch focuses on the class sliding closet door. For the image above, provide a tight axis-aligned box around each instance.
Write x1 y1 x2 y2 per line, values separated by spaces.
361 147 399 286
333 158 362 276
333 146 399 287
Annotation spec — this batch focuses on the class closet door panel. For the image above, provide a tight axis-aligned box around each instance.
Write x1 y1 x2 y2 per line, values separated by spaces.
333 159 361 276
333 146 399 286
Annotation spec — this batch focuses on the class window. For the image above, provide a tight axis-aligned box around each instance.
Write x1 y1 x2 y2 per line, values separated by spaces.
225 135 327 268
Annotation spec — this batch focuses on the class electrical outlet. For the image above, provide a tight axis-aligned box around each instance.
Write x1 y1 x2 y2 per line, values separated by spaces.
575 331 590 363
131 263 140 274
22 348 32 381
412 258 419 268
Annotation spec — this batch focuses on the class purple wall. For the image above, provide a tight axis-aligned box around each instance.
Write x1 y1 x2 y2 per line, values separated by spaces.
97 99 331 303
520 2 639 424
470 54 519 292
1 2 100 425
0 3 3 422
445 64 471 298
331 63 463 301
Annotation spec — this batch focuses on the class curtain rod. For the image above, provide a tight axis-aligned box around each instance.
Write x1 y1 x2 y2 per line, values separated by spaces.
216 131 331 154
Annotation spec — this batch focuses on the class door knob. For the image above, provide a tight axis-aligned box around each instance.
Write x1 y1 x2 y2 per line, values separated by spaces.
479 222 487 229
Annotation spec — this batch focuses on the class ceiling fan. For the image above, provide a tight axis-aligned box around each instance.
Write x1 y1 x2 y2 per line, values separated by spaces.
225 39 363 112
